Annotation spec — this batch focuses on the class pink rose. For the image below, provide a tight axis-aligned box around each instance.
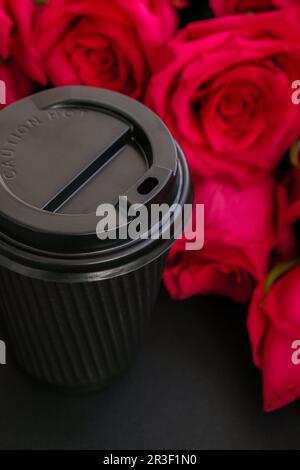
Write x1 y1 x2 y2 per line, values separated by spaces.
0 0 45 105
248 263 300 411
35 0 168 99
146 8 300 186
164 177 277 303
0 0 45 82
146 0 179 39
210 0 299 16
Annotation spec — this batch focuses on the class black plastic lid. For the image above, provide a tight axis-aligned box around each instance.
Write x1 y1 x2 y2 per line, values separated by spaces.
0 87 191 278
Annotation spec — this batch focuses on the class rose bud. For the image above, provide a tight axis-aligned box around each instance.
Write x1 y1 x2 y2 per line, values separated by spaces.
248 262 300 411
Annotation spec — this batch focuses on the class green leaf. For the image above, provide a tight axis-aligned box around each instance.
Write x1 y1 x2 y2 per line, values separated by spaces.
290 139 300 168
263 259 300 299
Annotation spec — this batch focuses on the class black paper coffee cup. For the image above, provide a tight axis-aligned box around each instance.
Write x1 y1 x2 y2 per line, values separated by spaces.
0 86 191 390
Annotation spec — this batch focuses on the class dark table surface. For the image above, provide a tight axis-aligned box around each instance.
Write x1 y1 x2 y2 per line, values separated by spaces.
0 287 299 450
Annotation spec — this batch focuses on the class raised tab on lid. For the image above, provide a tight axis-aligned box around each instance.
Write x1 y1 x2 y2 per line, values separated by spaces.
0 86 180 254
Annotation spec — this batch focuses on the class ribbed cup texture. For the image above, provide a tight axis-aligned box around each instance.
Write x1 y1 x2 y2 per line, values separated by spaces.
0 255 166 390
